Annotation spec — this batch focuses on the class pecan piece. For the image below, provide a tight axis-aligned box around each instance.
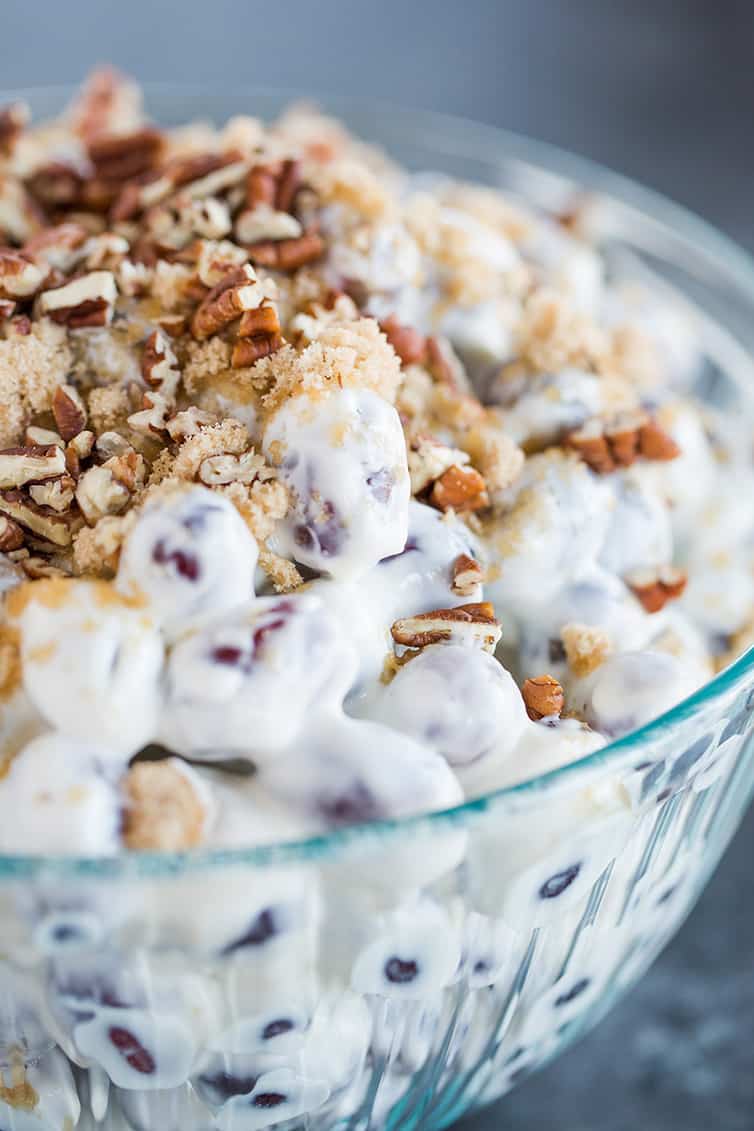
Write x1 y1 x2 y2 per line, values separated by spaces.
246 231 325 271
0 445 67 488
429 464 489 513
52 384 88 441
637 418 681 462
141 329 181 389
391 601 501 652
451 553 484 597
231 334 284 367
0 490 71 546
565 418 614 473
29 475 76 513
0 102 29 157
408 436 470 496
190 263 265 339
75 465 130 524
235 204 302 245
626 565 688 613
380 315 427 367
522 674 565 720
37 270 117 329
25 426 63 448
0 515 25 551
87 127 164 182
0 249 46 299
23 222 89 272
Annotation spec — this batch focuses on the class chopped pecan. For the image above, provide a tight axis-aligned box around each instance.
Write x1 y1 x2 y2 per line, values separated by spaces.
246 230 325 271
95 431 132 459
180 197 231 240
235 204 302 245
165 407 218 442
75 465 130 524
0 298 15 320
156 312 187 338
451 553 484 597
626 565 688 613
522 674 565 720
67 429 95 460
198 450 262 486
23 222 89 271
637 418 681 462
69 66 142 142
0 445 67 489
87 127 164 182
105 449 145 492
380 315 427 367
566 412 680 473
408 436 470 495
127 390 172 436
238 303 281 339
0 176 42 244
52 384 88 441
0 249 46 299
425 335 466 389
141 329 181 390
0 515 24 551
429 464 489 513
191 263 265 339
29 475 76 513
25 426 63 448
26 161 85 209
37 270 117 328
0 102 29 157
0 490 71 546
21 556 70 580
391 601 501 652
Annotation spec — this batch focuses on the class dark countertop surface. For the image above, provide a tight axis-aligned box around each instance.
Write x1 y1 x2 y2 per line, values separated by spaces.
2 2 753 1127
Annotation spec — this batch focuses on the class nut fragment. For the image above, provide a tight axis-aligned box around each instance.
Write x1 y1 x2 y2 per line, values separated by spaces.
123 760 207 851
165 407 218 442
190 263 266 339
391 601 501 652
566 413 680 473
451 553 484 597
380 315 427 367
52 384 88 441
37 270 117 328
235 204 302 245
87 127 164 182
408 437 470 496
197 450 262 486
429 464 489 513
0 445 67 489
0 249 46 299
29 476 76 512
0 515 24 551
637 418 681 462
246 231 325 271
140 329 180 390
75 465 130 524
626 565 688 613
522 674 565 720
25 426 63 448
0 491 71 546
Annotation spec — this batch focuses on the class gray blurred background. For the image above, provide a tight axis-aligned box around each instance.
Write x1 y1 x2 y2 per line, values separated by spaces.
3 2 753 1128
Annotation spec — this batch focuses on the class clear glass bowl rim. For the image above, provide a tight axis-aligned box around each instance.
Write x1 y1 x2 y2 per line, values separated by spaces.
3 81 754 877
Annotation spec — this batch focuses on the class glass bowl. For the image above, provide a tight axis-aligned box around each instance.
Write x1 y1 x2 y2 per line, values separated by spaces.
2 86 754 1131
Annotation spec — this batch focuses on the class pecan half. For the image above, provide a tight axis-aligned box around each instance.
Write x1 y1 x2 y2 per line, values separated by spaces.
522 674 565 720
37 270 117 328
52 384 88 441
380 314 427 367
626 565 688 613
429 464 489 513
0 249 46 299
0 445 67 489
451 553 484 597
391 601 501 652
